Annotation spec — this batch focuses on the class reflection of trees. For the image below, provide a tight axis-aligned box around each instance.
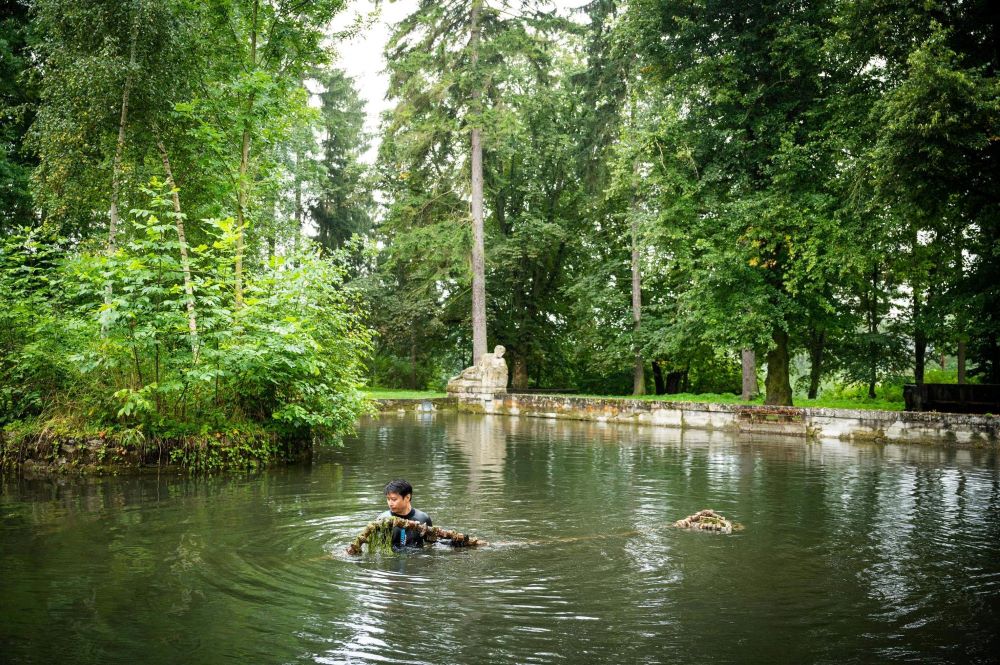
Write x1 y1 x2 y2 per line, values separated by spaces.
166 533 205 615
446 414 510 500
5 417 999 663
0 472 323 663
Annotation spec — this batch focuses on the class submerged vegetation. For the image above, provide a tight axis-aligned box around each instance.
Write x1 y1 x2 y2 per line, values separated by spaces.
347 519 396 556
346 517 489 555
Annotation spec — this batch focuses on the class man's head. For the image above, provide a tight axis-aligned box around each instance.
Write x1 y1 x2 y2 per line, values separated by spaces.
384 479 413 516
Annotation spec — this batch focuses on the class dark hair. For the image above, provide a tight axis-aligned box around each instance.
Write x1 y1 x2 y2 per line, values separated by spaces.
384 479 413 497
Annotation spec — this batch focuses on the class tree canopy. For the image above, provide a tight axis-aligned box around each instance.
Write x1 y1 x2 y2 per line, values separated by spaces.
1 0 997 422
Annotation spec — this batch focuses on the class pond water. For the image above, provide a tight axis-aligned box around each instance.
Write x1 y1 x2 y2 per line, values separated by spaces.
2 412 999 664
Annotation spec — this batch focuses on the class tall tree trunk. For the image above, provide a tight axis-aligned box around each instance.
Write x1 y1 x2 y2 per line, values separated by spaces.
807 331 825 399
958 338 967 384
107 2 142 254
913 288 926 386
156 137 199 362
867 275 879 399
955 241 966 384
764 329 793 406
915 331 927 385
863 265 881 399
103 1 142 333
652 360 665 395
512 354 528 391
988 334 1000 383
469 0 487 361
293 148 304 253
741 349 757 400
234 0 259 311
630 159 644 396
410 334 417 389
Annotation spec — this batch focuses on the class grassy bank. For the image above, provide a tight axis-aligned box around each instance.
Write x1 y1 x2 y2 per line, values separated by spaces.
366 388 903 411
558 392 904 411
366 389 448 400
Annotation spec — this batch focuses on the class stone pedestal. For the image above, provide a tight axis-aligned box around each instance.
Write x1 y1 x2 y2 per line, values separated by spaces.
447 345 508 398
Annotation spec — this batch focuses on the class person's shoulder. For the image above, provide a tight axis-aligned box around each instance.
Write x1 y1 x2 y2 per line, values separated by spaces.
377 510 392 520
411 508 432 525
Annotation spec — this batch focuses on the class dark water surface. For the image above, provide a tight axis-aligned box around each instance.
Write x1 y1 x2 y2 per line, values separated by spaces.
2 413 999 664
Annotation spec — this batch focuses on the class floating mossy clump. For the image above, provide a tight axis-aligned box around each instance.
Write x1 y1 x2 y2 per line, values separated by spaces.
673 509 743 535
347 517 488 555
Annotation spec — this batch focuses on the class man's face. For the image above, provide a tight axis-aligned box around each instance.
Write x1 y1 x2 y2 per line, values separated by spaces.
385 491 412 516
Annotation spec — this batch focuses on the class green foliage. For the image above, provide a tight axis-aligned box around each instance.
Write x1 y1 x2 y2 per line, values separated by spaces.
1 183 372 438
310 67 373 252
369 0 577 390
0 229 80 424
4 0 998 417
167 428 294 474
0 2 37 232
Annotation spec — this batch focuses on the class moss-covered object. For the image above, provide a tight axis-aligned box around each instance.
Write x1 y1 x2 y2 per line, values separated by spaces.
673 509 743 534
1 422 310 475
346 517 488 555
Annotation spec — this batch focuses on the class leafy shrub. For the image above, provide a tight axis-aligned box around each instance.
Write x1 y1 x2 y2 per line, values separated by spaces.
1 185 373 438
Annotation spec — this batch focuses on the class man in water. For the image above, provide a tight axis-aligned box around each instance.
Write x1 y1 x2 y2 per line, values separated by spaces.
378 479 432 550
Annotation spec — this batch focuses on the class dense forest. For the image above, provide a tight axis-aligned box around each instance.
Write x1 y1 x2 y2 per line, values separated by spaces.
1 0 997 439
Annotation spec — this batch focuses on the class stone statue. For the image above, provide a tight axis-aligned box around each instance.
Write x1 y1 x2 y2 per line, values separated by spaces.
447 345 508 396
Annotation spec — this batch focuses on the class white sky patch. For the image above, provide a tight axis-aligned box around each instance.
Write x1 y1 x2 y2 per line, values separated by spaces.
330 0 418 164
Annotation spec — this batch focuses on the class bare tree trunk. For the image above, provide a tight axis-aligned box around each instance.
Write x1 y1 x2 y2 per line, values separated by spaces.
956 244 966 385
410 334 417 389
512 354 528 391
103 1 142 333
915 331 927 385
807 331 825 399
958 338 967 384
294 148 304 253
913 288 926 386
469 0 487 362
741 349 757 400
764 330 793 406
630 159 644 396
234 0 259 311
867 268 879 398
652 360 665 395
988 334 1000 383
156 136 199 362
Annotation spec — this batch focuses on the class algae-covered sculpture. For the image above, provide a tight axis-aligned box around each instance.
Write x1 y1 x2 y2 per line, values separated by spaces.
346 517 488 555
446 345 508 396
673 509 743 534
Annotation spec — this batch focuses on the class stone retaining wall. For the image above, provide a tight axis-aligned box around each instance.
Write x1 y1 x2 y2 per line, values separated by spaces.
440 394 999 447
375 398 453 412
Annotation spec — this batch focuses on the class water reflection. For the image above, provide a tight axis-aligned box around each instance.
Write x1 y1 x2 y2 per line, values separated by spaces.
448 413 509 498
2 413 998 664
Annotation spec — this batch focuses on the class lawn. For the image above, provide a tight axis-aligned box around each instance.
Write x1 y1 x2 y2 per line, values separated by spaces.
539 392 905 411
365 388 904 411
365 388 448 400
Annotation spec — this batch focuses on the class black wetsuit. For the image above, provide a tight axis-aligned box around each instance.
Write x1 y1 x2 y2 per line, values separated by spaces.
378 508 432 549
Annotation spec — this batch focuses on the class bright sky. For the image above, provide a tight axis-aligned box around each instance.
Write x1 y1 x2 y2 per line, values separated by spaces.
330 0 418 163
329 0 591 164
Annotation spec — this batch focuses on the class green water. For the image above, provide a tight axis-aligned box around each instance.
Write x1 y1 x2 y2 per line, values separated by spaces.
2 413 998 664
